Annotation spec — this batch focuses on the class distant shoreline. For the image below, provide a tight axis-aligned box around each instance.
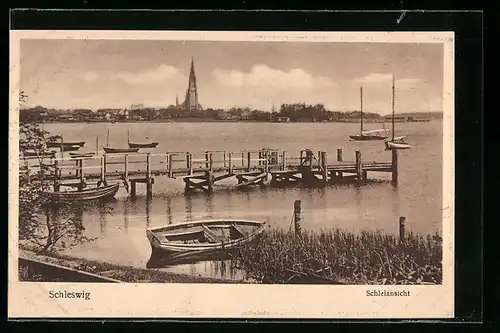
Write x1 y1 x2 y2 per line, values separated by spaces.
29 118 439 125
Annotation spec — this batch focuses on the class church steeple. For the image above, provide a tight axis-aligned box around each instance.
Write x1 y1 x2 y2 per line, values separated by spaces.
175 94 179 107
182 57 201 111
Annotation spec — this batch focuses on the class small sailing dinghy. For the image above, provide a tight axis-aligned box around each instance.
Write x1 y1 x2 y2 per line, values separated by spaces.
46 140 86 148
146 219 266 260
103 129 140 153
349 87 389 141
44 183 120 202
21 150 56 159
127 129 159 148
384 74 411 150
69 152 96 158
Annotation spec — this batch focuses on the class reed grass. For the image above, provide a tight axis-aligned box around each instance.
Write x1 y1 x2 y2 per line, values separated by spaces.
231 228 442 285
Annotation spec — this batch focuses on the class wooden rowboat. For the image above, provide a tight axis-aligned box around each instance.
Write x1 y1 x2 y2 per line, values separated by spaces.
44 183 119 202
146 219 266 263
128 142 159 148
46 141 85 148
103 147 140 154
69 152 96 158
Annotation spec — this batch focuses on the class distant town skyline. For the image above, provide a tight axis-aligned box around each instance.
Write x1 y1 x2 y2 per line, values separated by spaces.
20 39 444 114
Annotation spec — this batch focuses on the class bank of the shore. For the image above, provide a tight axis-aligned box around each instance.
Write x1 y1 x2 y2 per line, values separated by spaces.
18 248 246 284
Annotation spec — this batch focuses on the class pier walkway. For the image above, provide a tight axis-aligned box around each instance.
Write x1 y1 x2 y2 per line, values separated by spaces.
20 148 399 197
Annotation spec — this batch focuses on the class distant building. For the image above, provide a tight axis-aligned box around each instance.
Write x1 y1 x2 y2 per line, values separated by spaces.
274 116 290 123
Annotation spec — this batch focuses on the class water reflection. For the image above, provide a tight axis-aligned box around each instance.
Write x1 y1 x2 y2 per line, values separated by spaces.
145 198 151 228
123 201 129 233
166 196 173 225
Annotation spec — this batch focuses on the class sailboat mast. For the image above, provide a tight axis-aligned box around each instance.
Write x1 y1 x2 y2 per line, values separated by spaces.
106 128 110 147
392 74 395 140
127 128 130 144
360 86 364 135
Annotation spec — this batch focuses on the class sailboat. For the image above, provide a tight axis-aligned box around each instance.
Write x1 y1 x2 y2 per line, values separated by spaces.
127 128 159 148
349 87 389 141
385 74 411 150
103 128 140 154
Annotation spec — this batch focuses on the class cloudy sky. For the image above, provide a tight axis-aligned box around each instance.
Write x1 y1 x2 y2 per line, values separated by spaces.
20 39 443 114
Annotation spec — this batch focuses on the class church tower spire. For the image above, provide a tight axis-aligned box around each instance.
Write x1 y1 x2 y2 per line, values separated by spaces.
182 57 201 111
175 94 179 107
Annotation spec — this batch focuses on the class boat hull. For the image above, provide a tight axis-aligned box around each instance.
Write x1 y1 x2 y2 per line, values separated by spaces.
46 141 85 148
350 135 388 141
45 183 119 202
128 142 159 148
103 147 140 154
146 219 266 265
21 151 56 159
385 141 411 150
69 152 96 158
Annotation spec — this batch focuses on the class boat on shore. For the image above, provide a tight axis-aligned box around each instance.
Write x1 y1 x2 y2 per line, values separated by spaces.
146 219 266 263
349 87 389 141
44 183 120 202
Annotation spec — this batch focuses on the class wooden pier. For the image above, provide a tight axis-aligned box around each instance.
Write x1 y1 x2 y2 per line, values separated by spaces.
20 148 399 197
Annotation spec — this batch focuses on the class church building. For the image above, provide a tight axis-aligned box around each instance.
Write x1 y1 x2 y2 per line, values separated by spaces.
176 57 202 111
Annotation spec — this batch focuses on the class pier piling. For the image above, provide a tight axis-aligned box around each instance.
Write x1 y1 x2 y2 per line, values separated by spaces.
355 150 362 182
399 216 406 243
337 148 343 162
391 149 399 185
321 151 328 184
294 200 302 235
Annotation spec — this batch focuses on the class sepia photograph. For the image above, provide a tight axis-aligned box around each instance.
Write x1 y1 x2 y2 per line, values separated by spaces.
9 30 454 318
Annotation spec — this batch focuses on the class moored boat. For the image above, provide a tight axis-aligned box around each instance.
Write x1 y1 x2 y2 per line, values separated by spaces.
21 150 56 159
103 147 140 154
44 183 120 202
69 152 96 158
349 87 389 141
383 75 412 150
146 219 266 262
46 141 85 148
128 142 159 148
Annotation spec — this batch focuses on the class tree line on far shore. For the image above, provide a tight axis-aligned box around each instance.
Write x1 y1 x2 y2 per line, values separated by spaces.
17 102 441 123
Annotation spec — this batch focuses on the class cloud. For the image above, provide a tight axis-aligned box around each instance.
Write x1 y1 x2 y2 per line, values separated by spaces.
112 64 185 85
212 65 333 89
354 73 420 88
82 72 100 81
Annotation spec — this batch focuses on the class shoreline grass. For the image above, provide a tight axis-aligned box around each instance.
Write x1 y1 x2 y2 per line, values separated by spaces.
231 228 442 285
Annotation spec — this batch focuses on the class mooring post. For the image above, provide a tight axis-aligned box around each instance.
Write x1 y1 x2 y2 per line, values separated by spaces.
205 151 209 169
264 154 269 180
223 151 227 168
294 200 302 235
241 151 244 167
101 155 107 183
186 152 190 170
355 150 362 182
281 151 287 171
247 151 251 172
392 149 398 185
78 158 85 191
124 154 129 179
207 171 213 193
188 153 193 175
168 153 173 178
228 152 233 174
399 216 406 244
209 153 213 171
337 148 343 162
75 158 80 178
53 159 60 191
146 153 152 200
258 150 262 166
131 180 136 199
321 151 328 185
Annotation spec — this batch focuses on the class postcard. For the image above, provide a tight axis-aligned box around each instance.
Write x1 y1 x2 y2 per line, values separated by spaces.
9 30 454 319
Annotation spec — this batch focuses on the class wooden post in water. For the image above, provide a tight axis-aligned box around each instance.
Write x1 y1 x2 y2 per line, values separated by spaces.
78 158 84 191
355 150 362 182
186 152 190 169
247 151 251 172
391 149 398 185
53 159 60 192
399 216 406 244
264 154 269 180
337 148 343 162
96 137 99 154
124 154 129 179
168 153 173 178
228 152 233 174
188 153 193 175
281 151 287 171
223 151 227 168
205 151 209 169
321 151 328 185
206 171 213 193
102 155 107 185
146 153 152 200
294 200 302 235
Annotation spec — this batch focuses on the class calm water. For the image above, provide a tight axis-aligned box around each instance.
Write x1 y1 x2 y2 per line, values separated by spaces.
41 121 443 280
